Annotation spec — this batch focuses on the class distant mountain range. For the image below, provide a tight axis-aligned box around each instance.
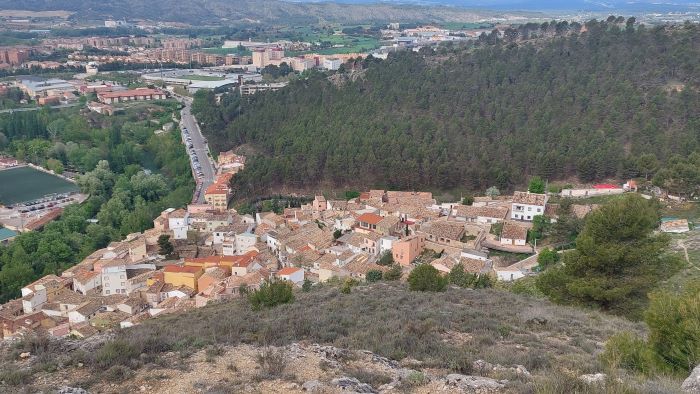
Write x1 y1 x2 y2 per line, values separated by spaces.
293 0 700 12
0 0 542 25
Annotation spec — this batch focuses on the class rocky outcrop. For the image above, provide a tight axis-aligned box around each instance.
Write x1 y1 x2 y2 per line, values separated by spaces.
331 376 376 393
683 365 700 393
442 374 507 393
471 359 531 379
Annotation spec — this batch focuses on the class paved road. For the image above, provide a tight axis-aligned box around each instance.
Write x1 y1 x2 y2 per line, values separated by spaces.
0 103 79 114
178 97 216 203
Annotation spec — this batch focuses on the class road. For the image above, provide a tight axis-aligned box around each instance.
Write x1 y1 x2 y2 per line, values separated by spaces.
178 97 216 203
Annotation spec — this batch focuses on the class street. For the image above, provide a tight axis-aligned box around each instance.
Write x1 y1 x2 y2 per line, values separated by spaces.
178 97 216 203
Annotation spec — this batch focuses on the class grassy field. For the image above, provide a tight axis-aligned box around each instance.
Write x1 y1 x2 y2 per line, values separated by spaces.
0 166 78 205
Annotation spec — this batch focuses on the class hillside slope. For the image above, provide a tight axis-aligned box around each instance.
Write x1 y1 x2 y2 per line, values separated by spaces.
0 0 536 25
196 22 700 194
3 283 679 393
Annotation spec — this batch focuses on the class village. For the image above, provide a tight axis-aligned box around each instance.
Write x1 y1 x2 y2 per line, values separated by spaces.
1 149 671 341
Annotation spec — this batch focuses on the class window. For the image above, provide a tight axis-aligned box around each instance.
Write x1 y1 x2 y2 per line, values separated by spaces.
536 208 542 213
105 290 110 294
527 207 532 211
121 282 125 286
526 216 531 220
120 275 125 279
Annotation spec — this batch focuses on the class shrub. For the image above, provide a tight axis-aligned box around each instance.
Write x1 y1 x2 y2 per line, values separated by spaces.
256 347 286 378
366 270 383 282
103 365 133 382
408 264 448 292
449 263 493 289
95 339 141 369
462 195 474 206
383 264 402 281
0 368 32 386
378 252 394 266
341 278 359 294
302 279 313 292
601 332 654 375
248 280 294 311
345 367 392 387
536 248 559 271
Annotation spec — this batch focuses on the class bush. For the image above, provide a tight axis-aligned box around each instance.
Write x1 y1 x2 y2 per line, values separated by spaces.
103 365 133 382
449 263 493 289
408 264 448 292
0 368 32 386
341 278 359 294
378 252 394 266
601 332 654 375
462 195 474 206
95 339 141 369
248 280 295 311
536 248 559 271
366 270 383 282
256 347 286 378
302 279 313 292
383 264 402 281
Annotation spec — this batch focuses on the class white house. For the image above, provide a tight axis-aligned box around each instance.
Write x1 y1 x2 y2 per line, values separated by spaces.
72 271 102 295
461 248 489 261
168 209 189 240
511 191 547 221
101 263 155 296
68 301 102 324
21 285 47 314
235 232 258 255
500 222 528 246
277 267 304 284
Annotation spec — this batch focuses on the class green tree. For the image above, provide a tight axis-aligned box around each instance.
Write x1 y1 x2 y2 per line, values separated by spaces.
366 270 383 282
157 234 174 257
536 248 559 271
408 264 448 292
383 264 402 281
301 279 312 292
378 251 394 266
248 280 295 311
536 194 682 318
333 229 342 240
528 176 546 194
462 195 474 206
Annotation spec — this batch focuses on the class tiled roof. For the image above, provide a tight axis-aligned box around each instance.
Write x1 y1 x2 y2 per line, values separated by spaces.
501 222 528 241
278 267 302 276
512 191 546 206
164 265 202 274
420 221 465 241
453 205 508 220
357 213 383 225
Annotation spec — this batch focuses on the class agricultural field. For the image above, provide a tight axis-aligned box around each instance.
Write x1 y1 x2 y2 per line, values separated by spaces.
0 166 78 205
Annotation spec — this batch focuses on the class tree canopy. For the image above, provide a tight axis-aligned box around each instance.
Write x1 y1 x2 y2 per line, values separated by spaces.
536 194 682 318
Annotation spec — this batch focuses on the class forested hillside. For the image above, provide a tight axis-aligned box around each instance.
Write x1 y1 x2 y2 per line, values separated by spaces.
195 21 700 195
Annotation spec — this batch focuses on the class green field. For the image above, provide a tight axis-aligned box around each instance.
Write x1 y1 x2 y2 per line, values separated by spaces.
0 166 79 205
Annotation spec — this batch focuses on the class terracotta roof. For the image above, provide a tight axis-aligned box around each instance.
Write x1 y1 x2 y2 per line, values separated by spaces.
512 191 546 206
420 221 465 241
164 265 202 274
501 222 528 241
453 205 508 220
356 213 383 225
278 267 302 276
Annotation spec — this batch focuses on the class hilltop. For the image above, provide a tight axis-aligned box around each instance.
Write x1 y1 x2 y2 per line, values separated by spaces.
2 282 685 393
0 0 538 25
195 21 700 195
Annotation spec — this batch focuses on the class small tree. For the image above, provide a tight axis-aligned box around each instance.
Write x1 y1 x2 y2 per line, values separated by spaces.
248 280 294 311
485 186 500 199
378 251 394 266
366 270 383 282
333 229 343 240
462 195 474 206
157 234 174 257
383 264 403 281
340 278 359 294
528 176 546 194
408 264 448 292
301 279 312 292
536 248 559 271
